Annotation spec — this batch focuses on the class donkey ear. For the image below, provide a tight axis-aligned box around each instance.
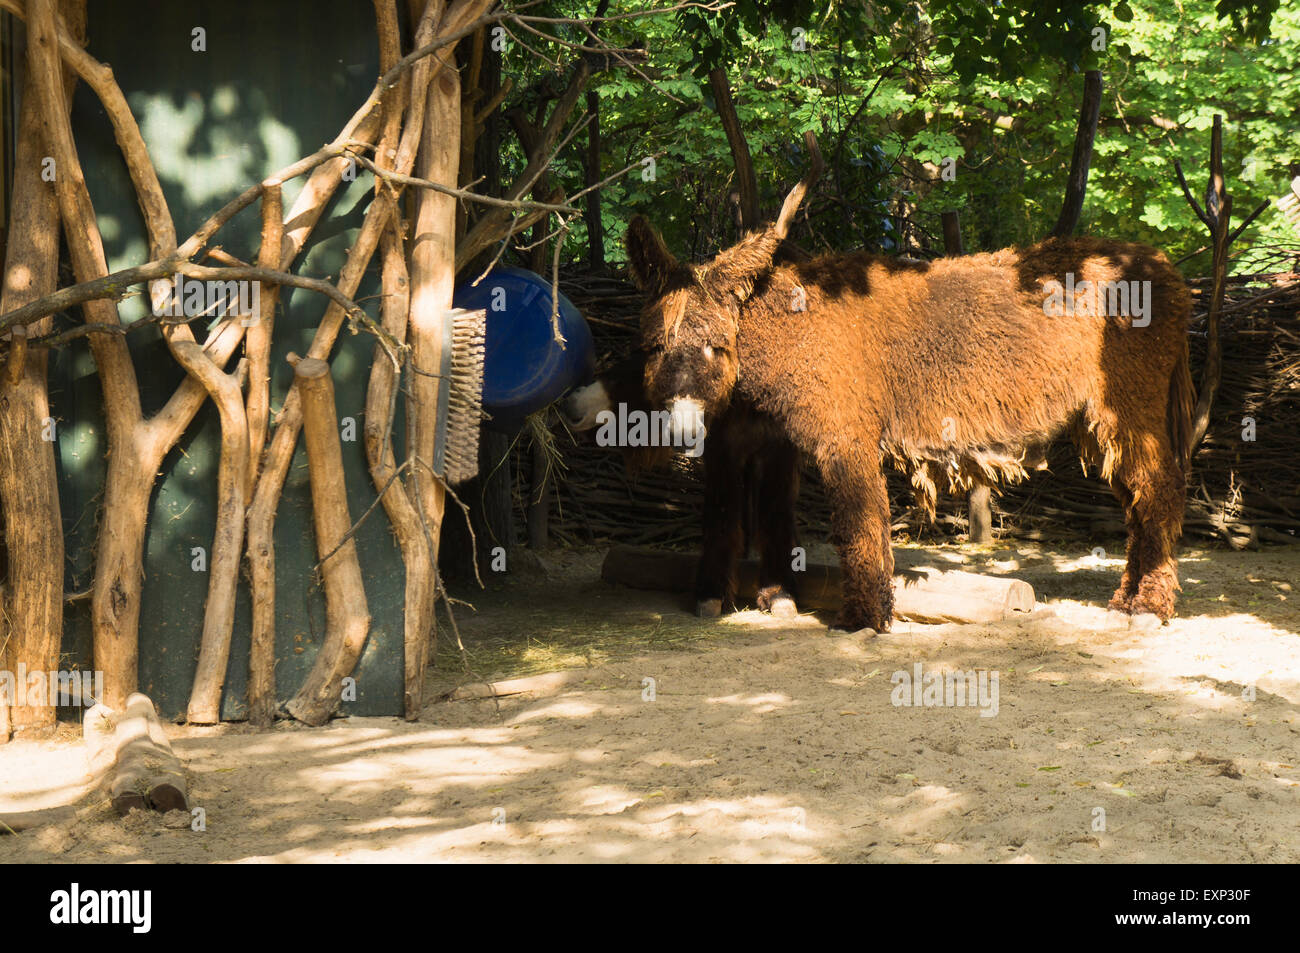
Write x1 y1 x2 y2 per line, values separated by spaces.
626 216 679 294
704 227 784 302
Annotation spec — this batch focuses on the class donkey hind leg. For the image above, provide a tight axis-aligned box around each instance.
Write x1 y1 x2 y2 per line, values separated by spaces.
826 463 894 633
695 427 745 618
754 440 800 619
1110 435 1186 621
1105 482 1140 613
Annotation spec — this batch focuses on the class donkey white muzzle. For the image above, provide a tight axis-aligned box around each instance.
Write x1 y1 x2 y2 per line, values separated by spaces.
668 397 707 457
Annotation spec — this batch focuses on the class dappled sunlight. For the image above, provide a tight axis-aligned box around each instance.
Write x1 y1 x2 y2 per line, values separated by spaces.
508 699 610 723
877 784 970 837
719 608 824 631
6 542 1299 863
0 740 93 812
704 692 793 713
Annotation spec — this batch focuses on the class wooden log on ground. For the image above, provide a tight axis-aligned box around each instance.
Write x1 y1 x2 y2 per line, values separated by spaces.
84 695 188 816
968 483 994 544
600 544 1035 625
284 357 371 726
0 804 77 834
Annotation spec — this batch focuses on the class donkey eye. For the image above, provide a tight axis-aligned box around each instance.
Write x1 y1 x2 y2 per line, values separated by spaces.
702 345 714 360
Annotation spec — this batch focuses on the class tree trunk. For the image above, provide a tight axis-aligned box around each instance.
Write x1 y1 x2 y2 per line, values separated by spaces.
405 43 462 670
1050 69 1103 239
1187 115 1232 452
527 440 550 549
584 89 604 270
0 0 83 740
708 67 759 232
180 345 249 725
365 225 436 720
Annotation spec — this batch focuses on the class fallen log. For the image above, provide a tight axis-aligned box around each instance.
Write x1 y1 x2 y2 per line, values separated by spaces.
84 695 189 816
0 805 76 834
600 544 1035 625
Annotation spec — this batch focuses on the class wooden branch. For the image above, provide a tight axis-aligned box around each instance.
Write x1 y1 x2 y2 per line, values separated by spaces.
246 0 448 724
1050 69 1102 238
0 805 77 833
709 67 759 231
350 150 576 213
245 184 282 493
457 56 591 270
1185 115 1233 454
283 359 371 726
404 29 463 697
28 0 150 709
179 344 249 725
1174 160 1210 227
940 210 964 256
365 225 436 720
0 0 78 739
1226 198 1270 246
584 89 604 270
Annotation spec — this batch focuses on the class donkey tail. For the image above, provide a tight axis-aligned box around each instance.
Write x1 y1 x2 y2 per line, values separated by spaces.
1167 334 1196 471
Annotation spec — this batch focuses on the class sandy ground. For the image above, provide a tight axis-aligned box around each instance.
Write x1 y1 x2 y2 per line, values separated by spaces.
1 541 1298 863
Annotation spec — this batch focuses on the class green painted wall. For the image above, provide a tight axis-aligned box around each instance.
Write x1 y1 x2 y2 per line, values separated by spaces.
53 0 407 719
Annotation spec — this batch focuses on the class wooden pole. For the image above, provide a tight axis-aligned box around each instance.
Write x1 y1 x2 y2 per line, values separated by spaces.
0 0 82 739
406 3 487 693
527 441 551 549
967 484 994 544
283 358 371 726
365 225 437 721
1179 115 1232 452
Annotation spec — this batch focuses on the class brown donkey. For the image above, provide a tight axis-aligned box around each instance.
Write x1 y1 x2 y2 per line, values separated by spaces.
631 134 1195 633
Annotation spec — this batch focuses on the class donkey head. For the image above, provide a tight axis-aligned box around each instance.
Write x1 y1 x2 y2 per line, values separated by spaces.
628 132 823 449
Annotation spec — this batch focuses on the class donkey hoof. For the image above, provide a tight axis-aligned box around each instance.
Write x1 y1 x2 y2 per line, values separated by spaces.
696 598 723 619
1103 609 1132 632
1129 612 1163 632
768 596 798 619
828 624 878 638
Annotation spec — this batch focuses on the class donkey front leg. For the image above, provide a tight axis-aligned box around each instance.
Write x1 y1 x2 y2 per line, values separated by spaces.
695 426 746 617
825 463 894 633
755 440 801 619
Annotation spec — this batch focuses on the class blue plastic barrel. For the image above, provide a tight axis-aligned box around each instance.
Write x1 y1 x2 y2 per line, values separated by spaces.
452 266 595 430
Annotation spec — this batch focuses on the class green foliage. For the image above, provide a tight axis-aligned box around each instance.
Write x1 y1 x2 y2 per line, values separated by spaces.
497 0 1294 277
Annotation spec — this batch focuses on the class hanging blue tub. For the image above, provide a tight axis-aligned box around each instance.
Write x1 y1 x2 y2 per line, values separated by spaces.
452 266 595 431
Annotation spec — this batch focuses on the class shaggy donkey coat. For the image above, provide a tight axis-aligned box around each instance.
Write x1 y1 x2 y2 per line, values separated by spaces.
630 195 1194 632
564 351 802 616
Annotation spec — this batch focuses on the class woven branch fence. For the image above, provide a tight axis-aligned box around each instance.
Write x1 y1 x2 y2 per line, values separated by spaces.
514 259 1300 552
